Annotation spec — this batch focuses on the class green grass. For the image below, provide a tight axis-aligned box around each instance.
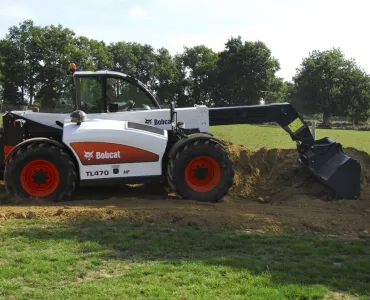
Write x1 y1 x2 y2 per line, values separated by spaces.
211 124 370 153
0 220 369 299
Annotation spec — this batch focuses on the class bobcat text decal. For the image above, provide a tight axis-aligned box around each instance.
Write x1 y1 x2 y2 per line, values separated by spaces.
84 150 121 161
70 142 159 165
144 119 171 125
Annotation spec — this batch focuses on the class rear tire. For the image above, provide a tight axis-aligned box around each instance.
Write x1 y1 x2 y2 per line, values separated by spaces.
4 143 77 202
167 139 234 202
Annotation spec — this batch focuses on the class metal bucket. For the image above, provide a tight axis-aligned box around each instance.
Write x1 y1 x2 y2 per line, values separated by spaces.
298 137 361 199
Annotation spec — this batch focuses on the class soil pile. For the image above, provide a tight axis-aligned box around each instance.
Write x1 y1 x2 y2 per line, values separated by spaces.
224 142 370 203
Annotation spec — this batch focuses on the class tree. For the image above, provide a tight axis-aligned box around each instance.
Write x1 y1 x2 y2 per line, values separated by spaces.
108 42 157 85
0 20 37 104
264 77 289 104
0 38 24 104
341 65 370 125
35 24 77 110
72 37 112 71
150 47 178 105
170 53 189 107
109 42 180 105
292 48 370 126
3 19 365 125
216 36 280 106
0 20 80 107
179 45 219 106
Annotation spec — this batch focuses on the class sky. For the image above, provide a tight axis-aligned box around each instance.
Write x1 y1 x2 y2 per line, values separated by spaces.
0 0 369 81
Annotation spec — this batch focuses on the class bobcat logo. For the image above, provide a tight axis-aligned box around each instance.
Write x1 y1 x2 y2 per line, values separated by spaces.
84 151 94 160
145 119 152 124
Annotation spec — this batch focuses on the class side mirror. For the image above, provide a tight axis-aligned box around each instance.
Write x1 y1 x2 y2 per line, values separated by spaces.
109 103 119 112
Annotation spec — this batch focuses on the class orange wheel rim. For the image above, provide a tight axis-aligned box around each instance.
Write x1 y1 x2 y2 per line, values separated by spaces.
20 160 60 197
185 156 221 192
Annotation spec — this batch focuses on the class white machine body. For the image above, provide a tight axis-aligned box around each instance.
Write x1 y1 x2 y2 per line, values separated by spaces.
12 105 210 132
62 118 168 181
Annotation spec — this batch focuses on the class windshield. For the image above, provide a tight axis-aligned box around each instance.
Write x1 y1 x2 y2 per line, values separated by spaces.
106 77 159 110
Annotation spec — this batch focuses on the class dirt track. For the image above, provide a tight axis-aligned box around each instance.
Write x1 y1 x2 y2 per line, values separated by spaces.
0 142 369 238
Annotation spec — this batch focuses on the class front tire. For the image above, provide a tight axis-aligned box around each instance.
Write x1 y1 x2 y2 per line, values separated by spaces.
4 143 77 202
167 139 234 202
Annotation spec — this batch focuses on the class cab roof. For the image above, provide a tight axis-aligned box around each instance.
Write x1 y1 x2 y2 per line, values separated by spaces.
73 70 129 77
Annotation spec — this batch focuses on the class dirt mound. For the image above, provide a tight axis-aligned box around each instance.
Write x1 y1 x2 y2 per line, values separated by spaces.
345 147 370 199
224 142 370 203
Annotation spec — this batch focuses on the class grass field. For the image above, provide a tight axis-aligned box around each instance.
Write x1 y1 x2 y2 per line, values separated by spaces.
210 124 370 153
0 220 369 299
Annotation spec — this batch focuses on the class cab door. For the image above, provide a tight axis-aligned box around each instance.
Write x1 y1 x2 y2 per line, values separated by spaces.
105 76 160 112
75 76 106 114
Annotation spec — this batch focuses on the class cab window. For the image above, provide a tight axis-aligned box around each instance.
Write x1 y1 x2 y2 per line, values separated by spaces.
106 77 156 111
77 77 104 113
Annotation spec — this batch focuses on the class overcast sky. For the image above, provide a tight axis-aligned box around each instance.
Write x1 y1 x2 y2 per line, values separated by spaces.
0 0 368 81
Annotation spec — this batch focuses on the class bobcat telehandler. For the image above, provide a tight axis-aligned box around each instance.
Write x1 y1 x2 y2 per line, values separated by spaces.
0 64 361 202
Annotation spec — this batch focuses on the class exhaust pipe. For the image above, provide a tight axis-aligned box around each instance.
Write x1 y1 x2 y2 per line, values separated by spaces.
298 137 361 199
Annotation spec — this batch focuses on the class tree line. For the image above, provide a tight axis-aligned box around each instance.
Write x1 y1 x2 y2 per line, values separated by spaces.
0 20 369 126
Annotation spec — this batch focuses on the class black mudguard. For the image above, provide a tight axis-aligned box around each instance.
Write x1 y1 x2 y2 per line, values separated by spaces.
168 133 226 159
4 138 65 164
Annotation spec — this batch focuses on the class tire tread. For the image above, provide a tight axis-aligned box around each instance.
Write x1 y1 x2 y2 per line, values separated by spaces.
167 139 234 202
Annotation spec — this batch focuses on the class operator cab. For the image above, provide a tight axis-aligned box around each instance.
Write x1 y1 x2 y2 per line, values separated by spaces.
36 64 162 114
74 71 162 113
